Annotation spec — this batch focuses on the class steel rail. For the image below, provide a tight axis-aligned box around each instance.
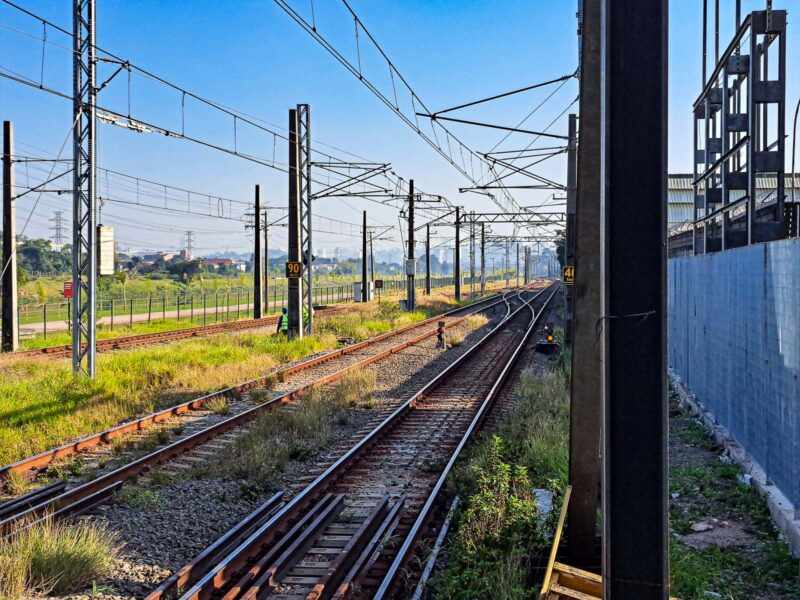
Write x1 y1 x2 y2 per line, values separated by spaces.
0 291 514 527
374 284 560 599
6 305 345 361
173 287 546 600
0 291 508 486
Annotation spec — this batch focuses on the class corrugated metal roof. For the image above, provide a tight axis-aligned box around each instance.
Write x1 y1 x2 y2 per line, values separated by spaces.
668 173 800 190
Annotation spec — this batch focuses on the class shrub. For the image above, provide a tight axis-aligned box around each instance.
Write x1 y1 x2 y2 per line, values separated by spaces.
0 516 119 597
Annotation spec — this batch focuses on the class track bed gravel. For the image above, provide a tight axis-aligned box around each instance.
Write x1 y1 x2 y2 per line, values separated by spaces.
57 303 508 599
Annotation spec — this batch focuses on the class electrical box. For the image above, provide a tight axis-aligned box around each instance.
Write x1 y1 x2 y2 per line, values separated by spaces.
97 225 115 276
353 281 373 302
405 259 416 276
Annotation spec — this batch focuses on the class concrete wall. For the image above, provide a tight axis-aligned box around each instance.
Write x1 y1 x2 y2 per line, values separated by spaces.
668 239 800 508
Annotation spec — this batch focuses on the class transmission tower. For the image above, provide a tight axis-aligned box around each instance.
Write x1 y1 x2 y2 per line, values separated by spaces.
184 230 195 259
50 211 65 246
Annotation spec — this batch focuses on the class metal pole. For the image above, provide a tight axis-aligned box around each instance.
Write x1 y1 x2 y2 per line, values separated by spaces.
454 207 461 301
568 0 602 569
504 240 509 287
287 108 303 338
2 121 19 352
268 208 269 317
369 231 375 286
565 113 578 345
425 223 431 295
298 104 313 334
72 0 97 376
480 223 486 294
469 213 475 297
515 241 520 288
362 211 368 302
601 0 668 596
253 184 263 319
406 180 415 311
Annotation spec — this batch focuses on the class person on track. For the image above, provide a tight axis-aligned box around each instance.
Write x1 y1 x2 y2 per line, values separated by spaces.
277 307 289 335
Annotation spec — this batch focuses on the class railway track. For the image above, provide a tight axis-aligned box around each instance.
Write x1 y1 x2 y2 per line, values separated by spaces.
7 304 349 360
143 284 558 600
0 290 520 531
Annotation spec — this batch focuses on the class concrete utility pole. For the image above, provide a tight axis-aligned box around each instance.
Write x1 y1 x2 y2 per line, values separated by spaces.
287 108 303 339
362 211 368 302
480 223 485 294
253 184 264 319
515 241 520 287
425 223 431 295
568 0 602 569
406 180 415 311
2 121 18 352
523 246 530 284
504 240 510 287
264 208 269 315
565 113 578 345
369 231 375 285
454 207 461 301
469 213 475 297
601 0 668 597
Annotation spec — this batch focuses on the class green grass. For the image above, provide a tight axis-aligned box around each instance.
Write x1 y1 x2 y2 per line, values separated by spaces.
0 516 119 597
434 369 570 599
669 411 800 599
21 316 222 350
0 296 459 468
0 331 336 467
116 486 164 511
205 373 377 485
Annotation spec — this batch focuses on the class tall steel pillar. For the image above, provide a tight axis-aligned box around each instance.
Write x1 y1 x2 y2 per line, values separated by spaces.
504 240 510 287
406 180 415 311
72 0 97 376
362 211 368 302
565 113 578 345
568 0 602 569
480 222 485 294
287 108 303 338
264 208 277 315
515 241 520 288
425 223 431 295
297 104 313 333
454 207 461 301
2 121 18 352
469 213 475 297
523 246 529 285
369 231 375 285
253 184 264 319
601 0 668 597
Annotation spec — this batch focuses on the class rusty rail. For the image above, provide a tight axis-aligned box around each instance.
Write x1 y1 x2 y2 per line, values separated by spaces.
0 291 514 530
167 288 547 600
0 291 510 486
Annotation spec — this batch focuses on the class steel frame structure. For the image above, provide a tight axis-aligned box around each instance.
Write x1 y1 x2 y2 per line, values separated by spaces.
72 0 97 376
460 211 565 226
692 9 787 253
296 104 313 333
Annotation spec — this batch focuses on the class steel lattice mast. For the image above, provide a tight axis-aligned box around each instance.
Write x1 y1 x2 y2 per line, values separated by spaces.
297 104 313 334
72 0 97 376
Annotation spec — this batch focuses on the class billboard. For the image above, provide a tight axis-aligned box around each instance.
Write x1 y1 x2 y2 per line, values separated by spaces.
97 225 115 276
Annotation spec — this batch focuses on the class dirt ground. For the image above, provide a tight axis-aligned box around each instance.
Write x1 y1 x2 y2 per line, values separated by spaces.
669 387 800 599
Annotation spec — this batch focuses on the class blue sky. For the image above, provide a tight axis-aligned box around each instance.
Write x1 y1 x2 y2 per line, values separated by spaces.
1 0 798 256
